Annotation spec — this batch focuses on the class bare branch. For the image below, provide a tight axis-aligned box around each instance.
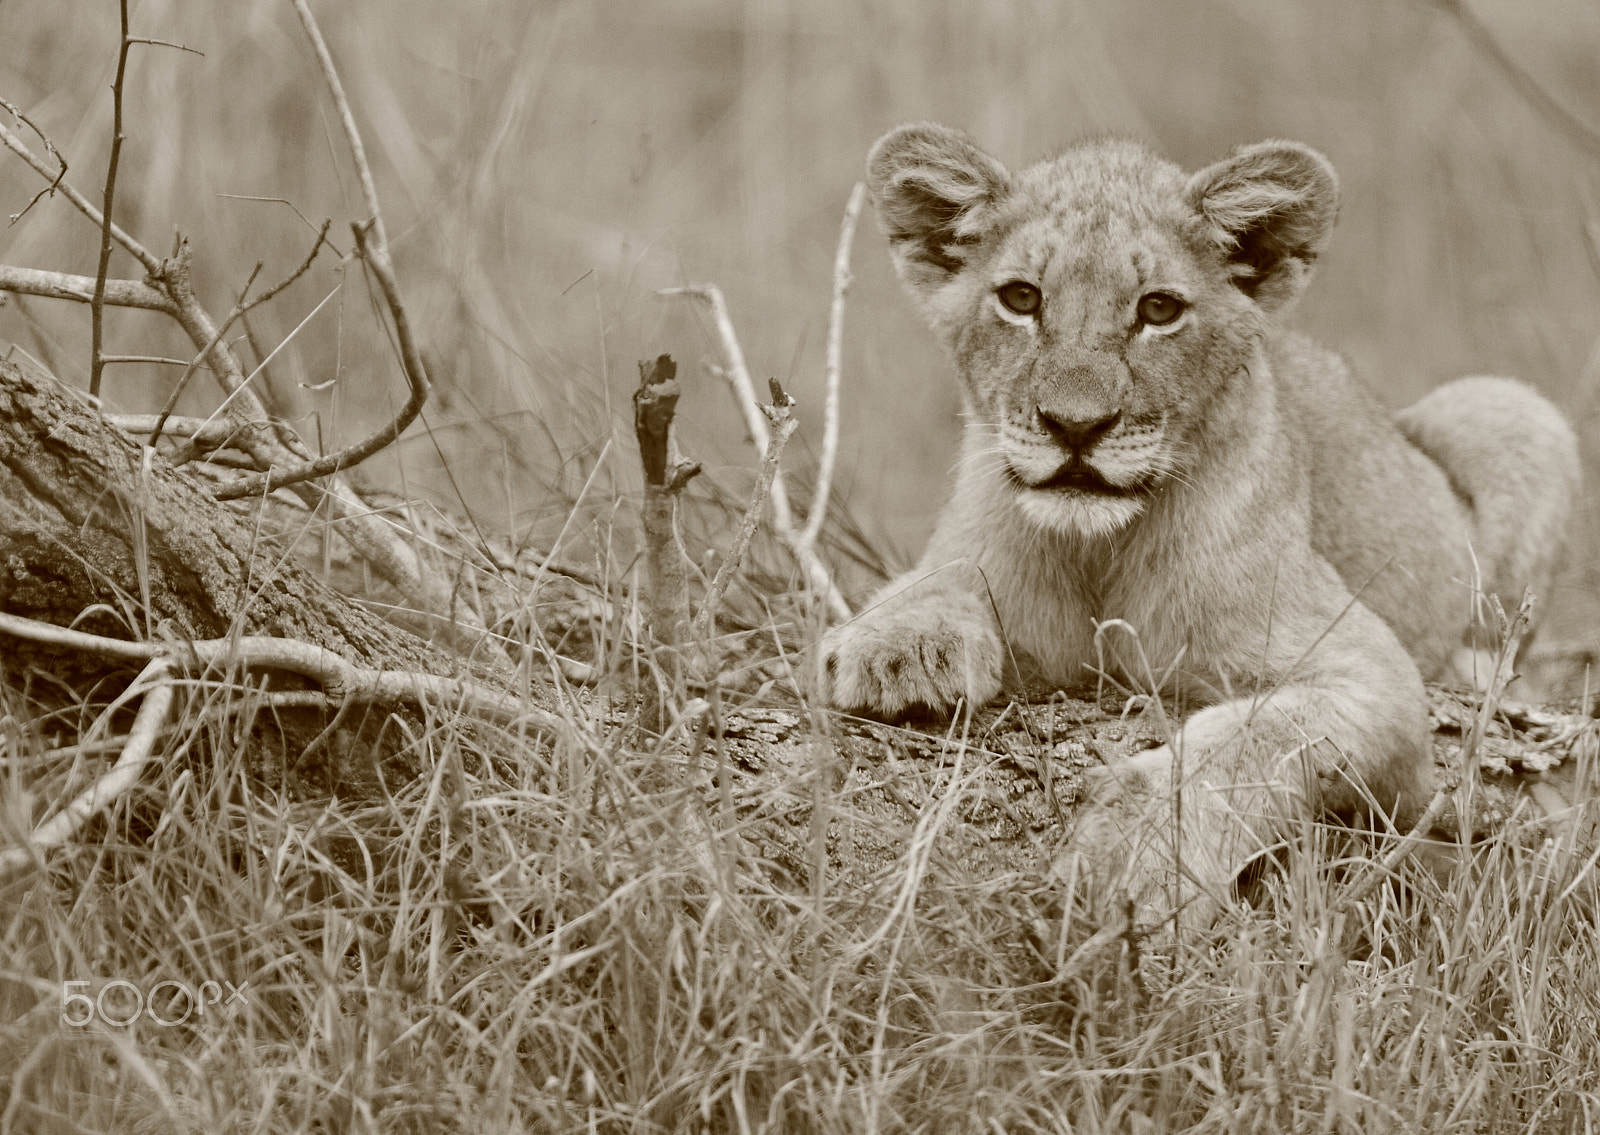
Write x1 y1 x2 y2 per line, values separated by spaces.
90 0 134 399
0 107 161 273
0 263 172 312
0 610 561 732
125 37 204 56
147 215 336 453
799 181 864 556
108 413 247 453
693 380 800 644
290 0 387 249
100 355 212 369
0 98 67 226
240 218 333 317
0 656 176 882
212 224 428 500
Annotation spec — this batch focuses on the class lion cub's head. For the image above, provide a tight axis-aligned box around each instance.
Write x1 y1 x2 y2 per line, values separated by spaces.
868 124 1339 537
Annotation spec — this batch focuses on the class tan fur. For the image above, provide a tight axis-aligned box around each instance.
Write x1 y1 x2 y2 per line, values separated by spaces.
822 124 1581 929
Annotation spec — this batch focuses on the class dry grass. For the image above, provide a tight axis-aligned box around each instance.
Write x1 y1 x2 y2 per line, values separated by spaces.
3 1 1600 1131
3 664 1599 1132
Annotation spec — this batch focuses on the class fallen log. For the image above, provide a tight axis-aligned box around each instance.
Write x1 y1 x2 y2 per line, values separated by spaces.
0 356 477 680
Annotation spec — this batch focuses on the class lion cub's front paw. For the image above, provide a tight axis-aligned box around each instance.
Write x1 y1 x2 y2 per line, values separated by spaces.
820 599 1002 717
1060 745 1227 934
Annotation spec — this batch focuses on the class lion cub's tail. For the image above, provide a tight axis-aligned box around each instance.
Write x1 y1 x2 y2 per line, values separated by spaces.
1395 375 1580 638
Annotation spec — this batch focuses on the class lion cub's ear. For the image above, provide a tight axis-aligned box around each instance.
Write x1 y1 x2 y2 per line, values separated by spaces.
1186 141 1339 312
868 123 1011 294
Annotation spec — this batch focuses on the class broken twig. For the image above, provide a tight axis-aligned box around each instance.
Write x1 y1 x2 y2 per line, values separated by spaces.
798 181 864 557
659 283 851 621
634 354 700 656
693 378 800 644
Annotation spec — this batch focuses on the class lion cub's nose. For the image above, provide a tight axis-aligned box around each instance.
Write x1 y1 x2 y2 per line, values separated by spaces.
1037 406 1121 451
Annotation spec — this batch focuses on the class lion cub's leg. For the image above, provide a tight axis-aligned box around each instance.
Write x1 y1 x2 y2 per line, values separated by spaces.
1061 602 1432 933
1395 376 1579 679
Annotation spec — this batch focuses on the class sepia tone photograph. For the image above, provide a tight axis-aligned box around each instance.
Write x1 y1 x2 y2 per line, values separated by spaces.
1 1 1598 1130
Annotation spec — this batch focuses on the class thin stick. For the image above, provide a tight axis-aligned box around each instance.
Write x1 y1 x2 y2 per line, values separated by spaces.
90 0 134 399
0 610 562 734
693 380 799 643
290 0 386 249
658 284 852 622
124 37 203 56
148 214 333 451
799 181 864 555
212 224 428 500
99 355 212 368
0 657 174 881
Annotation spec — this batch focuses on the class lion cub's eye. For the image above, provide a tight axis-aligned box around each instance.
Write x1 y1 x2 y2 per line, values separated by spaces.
997 281 1042 316
1136 292 1185 326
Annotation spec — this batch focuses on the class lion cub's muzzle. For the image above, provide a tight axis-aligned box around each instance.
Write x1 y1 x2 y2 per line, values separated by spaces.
1032 405 1127 492
1004 404 1156 498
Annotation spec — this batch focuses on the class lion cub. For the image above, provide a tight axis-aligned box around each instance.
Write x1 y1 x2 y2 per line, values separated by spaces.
822 124 1579 927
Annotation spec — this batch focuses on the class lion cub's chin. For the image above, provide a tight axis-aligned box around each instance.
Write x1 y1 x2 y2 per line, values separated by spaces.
1014 487 1146 537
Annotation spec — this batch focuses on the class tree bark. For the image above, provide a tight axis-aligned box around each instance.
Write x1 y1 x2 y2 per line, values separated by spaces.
0 357 470 682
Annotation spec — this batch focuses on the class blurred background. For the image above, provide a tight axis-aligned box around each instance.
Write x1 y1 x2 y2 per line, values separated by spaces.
1 0 1597 665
